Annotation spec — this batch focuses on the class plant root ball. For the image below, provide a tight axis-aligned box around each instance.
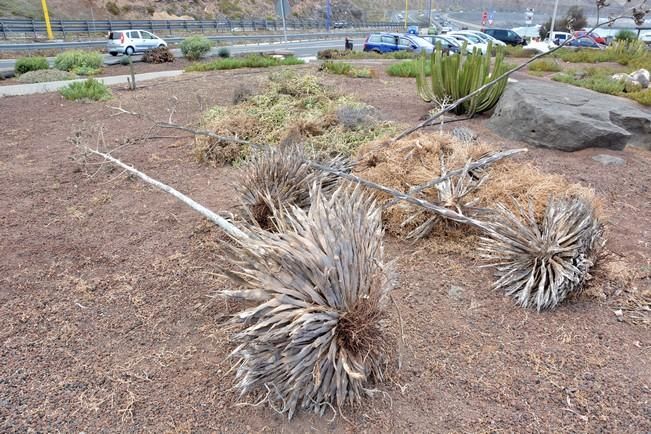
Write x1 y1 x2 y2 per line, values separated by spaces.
480 196 604 311
221 185 393 419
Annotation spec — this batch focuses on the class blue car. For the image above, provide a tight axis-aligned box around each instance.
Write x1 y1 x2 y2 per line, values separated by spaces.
363 32 434 54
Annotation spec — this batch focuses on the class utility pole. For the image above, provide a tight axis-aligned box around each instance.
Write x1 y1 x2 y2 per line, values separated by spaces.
41 0 54 40
326 0 331 32
425 0 432 26
279 0 288 42
549 0 560 40
404 0 409 30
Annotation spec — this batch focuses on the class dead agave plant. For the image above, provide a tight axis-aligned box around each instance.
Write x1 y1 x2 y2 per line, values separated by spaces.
236 144 350 230
479 196 604 311
404 156 488 239
221 184 392 419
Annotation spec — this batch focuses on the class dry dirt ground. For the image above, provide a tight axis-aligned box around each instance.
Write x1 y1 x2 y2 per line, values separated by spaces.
1 63 650 433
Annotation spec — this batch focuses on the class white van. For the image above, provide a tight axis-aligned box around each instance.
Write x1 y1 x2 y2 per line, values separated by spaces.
107 30 167 56
549 31 572 46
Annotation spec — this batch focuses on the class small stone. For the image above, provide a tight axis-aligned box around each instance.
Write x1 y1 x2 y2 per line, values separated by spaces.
614 309 624 322
592 154 625 166
448 285 464 300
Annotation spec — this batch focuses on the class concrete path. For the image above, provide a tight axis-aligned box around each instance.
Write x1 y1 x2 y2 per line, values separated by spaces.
0 70 183 97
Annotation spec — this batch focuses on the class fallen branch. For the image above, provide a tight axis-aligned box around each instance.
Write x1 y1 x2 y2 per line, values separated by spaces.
85 148 248 240
383 148 527 208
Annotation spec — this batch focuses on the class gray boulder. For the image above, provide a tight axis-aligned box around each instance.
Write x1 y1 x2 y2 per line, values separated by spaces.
487 80 651 151
592 154 626 166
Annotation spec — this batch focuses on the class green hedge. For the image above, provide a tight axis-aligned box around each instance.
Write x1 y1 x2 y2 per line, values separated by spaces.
180 36 212 61
54 50 103 73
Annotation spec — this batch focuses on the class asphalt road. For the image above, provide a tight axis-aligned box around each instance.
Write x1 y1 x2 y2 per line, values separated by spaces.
0 38 364 70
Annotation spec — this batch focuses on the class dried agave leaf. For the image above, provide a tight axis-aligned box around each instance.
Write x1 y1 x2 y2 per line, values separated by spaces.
221 184 393 419
480 196 604 311
236 144 350 230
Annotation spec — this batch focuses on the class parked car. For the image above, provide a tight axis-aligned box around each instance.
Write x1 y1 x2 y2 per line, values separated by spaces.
363 32 435 54
573 30 606 45
333 21 348 29
447 32 488 54
549 31 572 46
565 37 605 49
107 30 167 56
419 35 461 54
639 31 651 44
482 28 526 46
460 30 507 47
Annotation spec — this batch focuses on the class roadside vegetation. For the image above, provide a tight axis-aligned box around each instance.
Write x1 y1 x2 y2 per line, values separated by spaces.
59 78 111 101
180 36 212 61
54 50 103 76
18 69 75 83
528 58 562 73
14 56 49 75
185 54 304 72
317 49 416 60
320 61 374 78
386 59 429 77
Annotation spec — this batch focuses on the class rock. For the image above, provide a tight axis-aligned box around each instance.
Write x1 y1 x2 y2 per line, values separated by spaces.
574 70 588 80
448 285 464 301
630 68 650 88
487 81 651 151
592 154 626 166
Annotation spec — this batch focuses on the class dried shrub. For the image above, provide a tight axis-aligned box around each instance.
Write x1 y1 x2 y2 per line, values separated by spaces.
18 69 75 83
236 144 350 230
356 132 596 238
480 197 604 310
195 72 394 164
221 185 392 419
142 46 175 64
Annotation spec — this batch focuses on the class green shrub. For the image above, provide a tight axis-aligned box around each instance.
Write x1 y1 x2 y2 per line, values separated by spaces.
615 29 637 42
607 40 649 65
186 54 304 72
504 45 536 58
54 50 103 72
217 47 231 58
528 58 561 72
18 69 75 83
627 89 651 106
317 49 417 60
14 56 49 75
553 48 614 63
180 36 212 61
59 78 111 101
320 61 374 78
386 60 428 77
72 66 102 76
417 45 509 116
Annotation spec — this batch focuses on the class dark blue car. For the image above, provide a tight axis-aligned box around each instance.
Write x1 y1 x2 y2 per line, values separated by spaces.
363 32 434 54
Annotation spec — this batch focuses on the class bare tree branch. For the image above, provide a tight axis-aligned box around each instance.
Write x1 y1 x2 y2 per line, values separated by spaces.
84 147 248 240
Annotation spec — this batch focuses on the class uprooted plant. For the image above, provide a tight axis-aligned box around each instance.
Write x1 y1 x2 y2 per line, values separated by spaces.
236 144 351 230
221 185 393 419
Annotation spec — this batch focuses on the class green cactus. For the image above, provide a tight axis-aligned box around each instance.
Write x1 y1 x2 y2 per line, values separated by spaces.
416 43 509 116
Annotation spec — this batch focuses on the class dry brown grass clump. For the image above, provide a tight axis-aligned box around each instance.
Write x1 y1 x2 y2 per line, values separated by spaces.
220 185 393 419
356 132 596 238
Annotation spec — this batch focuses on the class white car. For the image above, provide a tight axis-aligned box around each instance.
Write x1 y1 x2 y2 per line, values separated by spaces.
447 32 488 54
107 30 167 56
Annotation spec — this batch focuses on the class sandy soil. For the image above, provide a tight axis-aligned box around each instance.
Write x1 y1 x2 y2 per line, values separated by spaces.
1 64 649 433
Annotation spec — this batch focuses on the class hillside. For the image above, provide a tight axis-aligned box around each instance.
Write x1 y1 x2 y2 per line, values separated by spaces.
0 0 632 21
0 0 406 21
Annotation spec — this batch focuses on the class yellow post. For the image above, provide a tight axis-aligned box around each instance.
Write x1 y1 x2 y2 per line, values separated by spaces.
404 0 409 30
41 0 54 40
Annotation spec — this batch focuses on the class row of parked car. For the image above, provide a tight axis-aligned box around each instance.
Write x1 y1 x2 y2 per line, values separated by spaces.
362 29 524 56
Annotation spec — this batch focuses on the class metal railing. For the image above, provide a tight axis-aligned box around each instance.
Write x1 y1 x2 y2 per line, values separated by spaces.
0 18 404 40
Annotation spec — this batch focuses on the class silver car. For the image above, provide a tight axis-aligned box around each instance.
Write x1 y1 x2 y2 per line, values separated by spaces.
107 30 167 56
